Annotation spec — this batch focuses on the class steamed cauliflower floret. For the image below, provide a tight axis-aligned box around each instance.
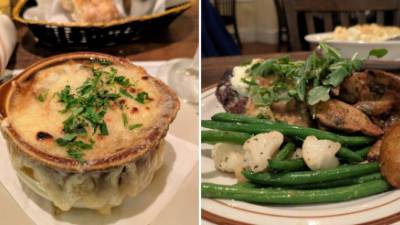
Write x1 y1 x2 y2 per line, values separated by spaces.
212 143 246 173
302 136 341 171
290 148 303 159
243 131 284 172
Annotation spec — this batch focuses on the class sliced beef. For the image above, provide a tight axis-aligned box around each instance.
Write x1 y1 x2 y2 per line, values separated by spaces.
215 70 248 114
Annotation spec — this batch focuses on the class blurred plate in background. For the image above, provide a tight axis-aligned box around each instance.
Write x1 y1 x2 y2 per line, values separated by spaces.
305 32 400 61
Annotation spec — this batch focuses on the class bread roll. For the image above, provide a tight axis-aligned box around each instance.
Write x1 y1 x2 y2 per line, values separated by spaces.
61 0 121 23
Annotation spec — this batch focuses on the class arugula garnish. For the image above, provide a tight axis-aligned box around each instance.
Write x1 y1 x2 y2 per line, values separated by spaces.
243 43 387 107
55 65 149 162
368 48 388 59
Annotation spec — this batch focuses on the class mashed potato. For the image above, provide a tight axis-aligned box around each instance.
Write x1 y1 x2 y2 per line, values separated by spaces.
331 24 400 42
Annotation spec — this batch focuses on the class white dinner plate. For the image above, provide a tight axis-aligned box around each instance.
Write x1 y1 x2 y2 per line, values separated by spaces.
201 87 400 225
305 32 400 63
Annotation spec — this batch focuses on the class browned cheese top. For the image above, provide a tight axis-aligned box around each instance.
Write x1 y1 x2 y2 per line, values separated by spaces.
3 57 179 172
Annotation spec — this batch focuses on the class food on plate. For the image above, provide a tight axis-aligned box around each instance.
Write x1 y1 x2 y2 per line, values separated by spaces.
202 113 391 204
61 0 122 23
212 143 244 173
0 53 180 213
215 44 397 136
380 124 400 188
242 131 283 172
203 44 399 205
315 99 383 136
202 178 390 204
330 24 400 42
302 136 340 171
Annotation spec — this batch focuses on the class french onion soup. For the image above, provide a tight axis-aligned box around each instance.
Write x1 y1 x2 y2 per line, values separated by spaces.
0 53 180 213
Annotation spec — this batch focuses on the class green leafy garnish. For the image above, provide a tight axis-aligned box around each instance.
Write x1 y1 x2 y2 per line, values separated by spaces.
56 136 93 163
135 92 149 104
122 112 128 127
307 86 330 105
241 43 386 107
368 48 388 59
37 90 49 102
91 58 113 66
119 88 134 98
67 149 85 163
115 76 132 87
122 113 142 130
129 123 142 130
119 88 150 104
322 67 349 87
54 66 144 162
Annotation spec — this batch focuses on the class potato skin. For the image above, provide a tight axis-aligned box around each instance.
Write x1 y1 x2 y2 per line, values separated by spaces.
380 123 400 188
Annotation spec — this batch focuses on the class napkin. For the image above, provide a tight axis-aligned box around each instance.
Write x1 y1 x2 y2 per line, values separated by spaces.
0 133 197 225
0 14 16 76
23 0 188 22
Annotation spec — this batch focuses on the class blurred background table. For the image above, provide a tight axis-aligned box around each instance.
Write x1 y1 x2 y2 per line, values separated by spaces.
7 0 198 70
201 52 308 88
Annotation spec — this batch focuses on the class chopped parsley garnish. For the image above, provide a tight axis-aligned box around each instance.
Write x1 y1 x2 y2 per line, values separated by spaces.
129 123 142 130
119 88 150 104
37 90 49 102
123 112 142 130
67 149 85 163
122 112 128 127
135 92 150 104
54 64 149 163
119 88 134 98
115 76 132 87
56 135 93 163
90 58 113 66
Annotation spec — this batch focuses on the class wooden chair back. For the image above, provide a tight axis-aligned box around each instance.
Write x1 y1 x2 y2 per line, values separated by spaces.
283 0 400 50
214 0 235 18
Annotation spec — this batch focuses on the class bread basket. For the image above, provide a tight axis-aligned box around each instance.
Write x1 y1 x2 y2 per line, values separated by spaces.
12 0 192 47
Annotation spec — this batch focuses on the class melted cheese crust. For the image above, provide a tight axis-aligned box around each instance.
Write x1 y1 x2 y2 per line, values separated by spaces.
7 61 170 162
10 139 165 212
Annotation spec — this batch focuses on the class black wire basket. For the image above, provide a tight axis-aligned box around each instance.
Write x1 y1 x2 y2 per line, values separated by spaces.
13 0 192 47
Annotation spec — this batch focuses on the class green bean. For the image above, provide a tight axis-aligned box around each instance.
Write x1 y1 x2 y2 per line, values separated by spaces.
211 112 285 125
202 120 375 146
356 146 371 159
337 147 363 162
201 130 251 144
269 159 307 171
233 182 257 188
201 179 391 204
273 142 296 161
242 162 379 185
293 172 383 189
